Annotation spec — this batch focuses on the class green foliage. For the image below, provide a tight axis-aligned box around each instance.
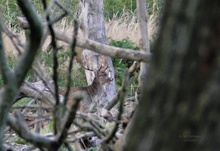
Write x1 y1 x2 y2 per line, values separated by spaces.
109 38 139 88
104 0 136 19
40 50 87 87
12 135 27 145
87 147 97 151
109 38 139 50
7 53 17 68
0 0 79 29
104 0 164 19
1 0 163 28
48 119 54 132
0 53 17 87
13 98 32 107
146 0 164 15
109 38 139 70
0 0 21 29
0 49 86 88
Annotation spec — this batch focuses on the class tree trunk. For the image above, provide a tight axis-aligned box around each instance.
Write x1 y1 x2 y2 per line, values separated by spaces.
136 0 150 91
121 0 220 150
80 0 116 107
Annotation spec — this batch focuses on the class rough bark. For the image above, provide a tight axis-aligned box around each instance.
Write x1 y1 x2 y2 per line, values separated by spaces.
121 0 220 150
80 0 116 107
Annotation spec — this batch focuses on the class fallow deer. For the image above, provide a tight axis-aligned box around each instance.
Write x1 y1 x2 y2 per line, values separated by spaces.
59 62 112 113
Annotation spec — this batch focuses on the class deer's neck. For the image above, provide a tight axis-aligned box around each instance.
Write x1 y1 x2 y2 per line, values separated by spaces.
59 78 102 97
86 79 101 97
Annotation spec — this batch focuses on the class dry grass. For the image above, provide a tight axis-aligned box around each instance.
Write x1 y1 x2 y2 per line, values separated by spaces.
106 13 158 46
3 11 158 55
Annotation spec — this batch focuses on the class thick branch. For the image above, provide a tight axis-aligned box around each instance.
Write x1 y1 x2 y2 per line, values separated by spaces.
16 18 151 62
54 29 151 63
63 20 78 105
7 114 56 148
104 72 129 144
17 81 55 105
56 93 82 147
14 0 43 87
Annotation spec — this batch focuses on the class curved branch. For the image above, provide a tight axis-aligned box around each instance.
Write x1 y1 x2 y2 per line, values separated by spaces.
14 0 43 87
54 29 152 63
16 18 151 63
7 114 56 148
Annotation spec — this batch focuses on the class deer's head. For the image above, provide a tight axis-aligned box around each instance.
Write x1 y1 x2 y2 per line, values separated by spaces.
93 64 112 85
81 56 113 86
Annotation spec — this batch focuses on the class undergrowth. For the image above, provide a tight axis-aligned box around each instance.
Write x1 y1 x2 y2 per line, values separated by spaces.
109 38 139 93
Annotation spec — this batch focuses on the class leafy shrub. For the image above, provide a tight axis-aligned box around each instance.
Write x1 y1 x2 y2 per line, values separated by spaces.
108 38 139 87
109 38 139 69
104 0 137 19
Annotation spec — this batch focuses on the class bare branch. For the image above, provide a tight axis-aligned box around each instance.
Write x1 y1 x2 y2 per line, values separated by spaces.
55 92 83 148
18 81 55 105
7 114 56 148
49 1 69 24
42 0 61 135
1 20 24 54
14 0 43 87
104 72 129 144
74 122 103 139
32 61 55 98
105 66 135 111
42 0 60 108
68 132 95 142
54 29 152 63
63 20 78 105
16 18 151 62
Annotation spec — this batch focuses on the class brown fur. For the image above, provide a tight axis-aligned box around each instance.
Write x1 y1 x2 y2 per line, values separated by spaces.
59 68 111 112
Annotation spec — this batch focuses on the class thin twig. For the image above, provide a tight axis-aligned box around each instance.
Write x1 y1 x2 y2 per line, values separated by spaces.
42 0 60 136
76 112 105 129
104 72 129 144
12 105 51 110
74 121 102 138
1 20 24 54
7 114 56 148
28 117 51 127
32 61 55 98
63 20 78 105
48 1 69 25
67 132 95 142
41 0 60 106
55 93 82 147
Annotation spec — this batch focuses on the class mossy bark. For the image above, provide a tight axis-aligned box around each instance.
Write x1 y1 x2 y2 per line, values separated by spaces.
121 0 220 150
